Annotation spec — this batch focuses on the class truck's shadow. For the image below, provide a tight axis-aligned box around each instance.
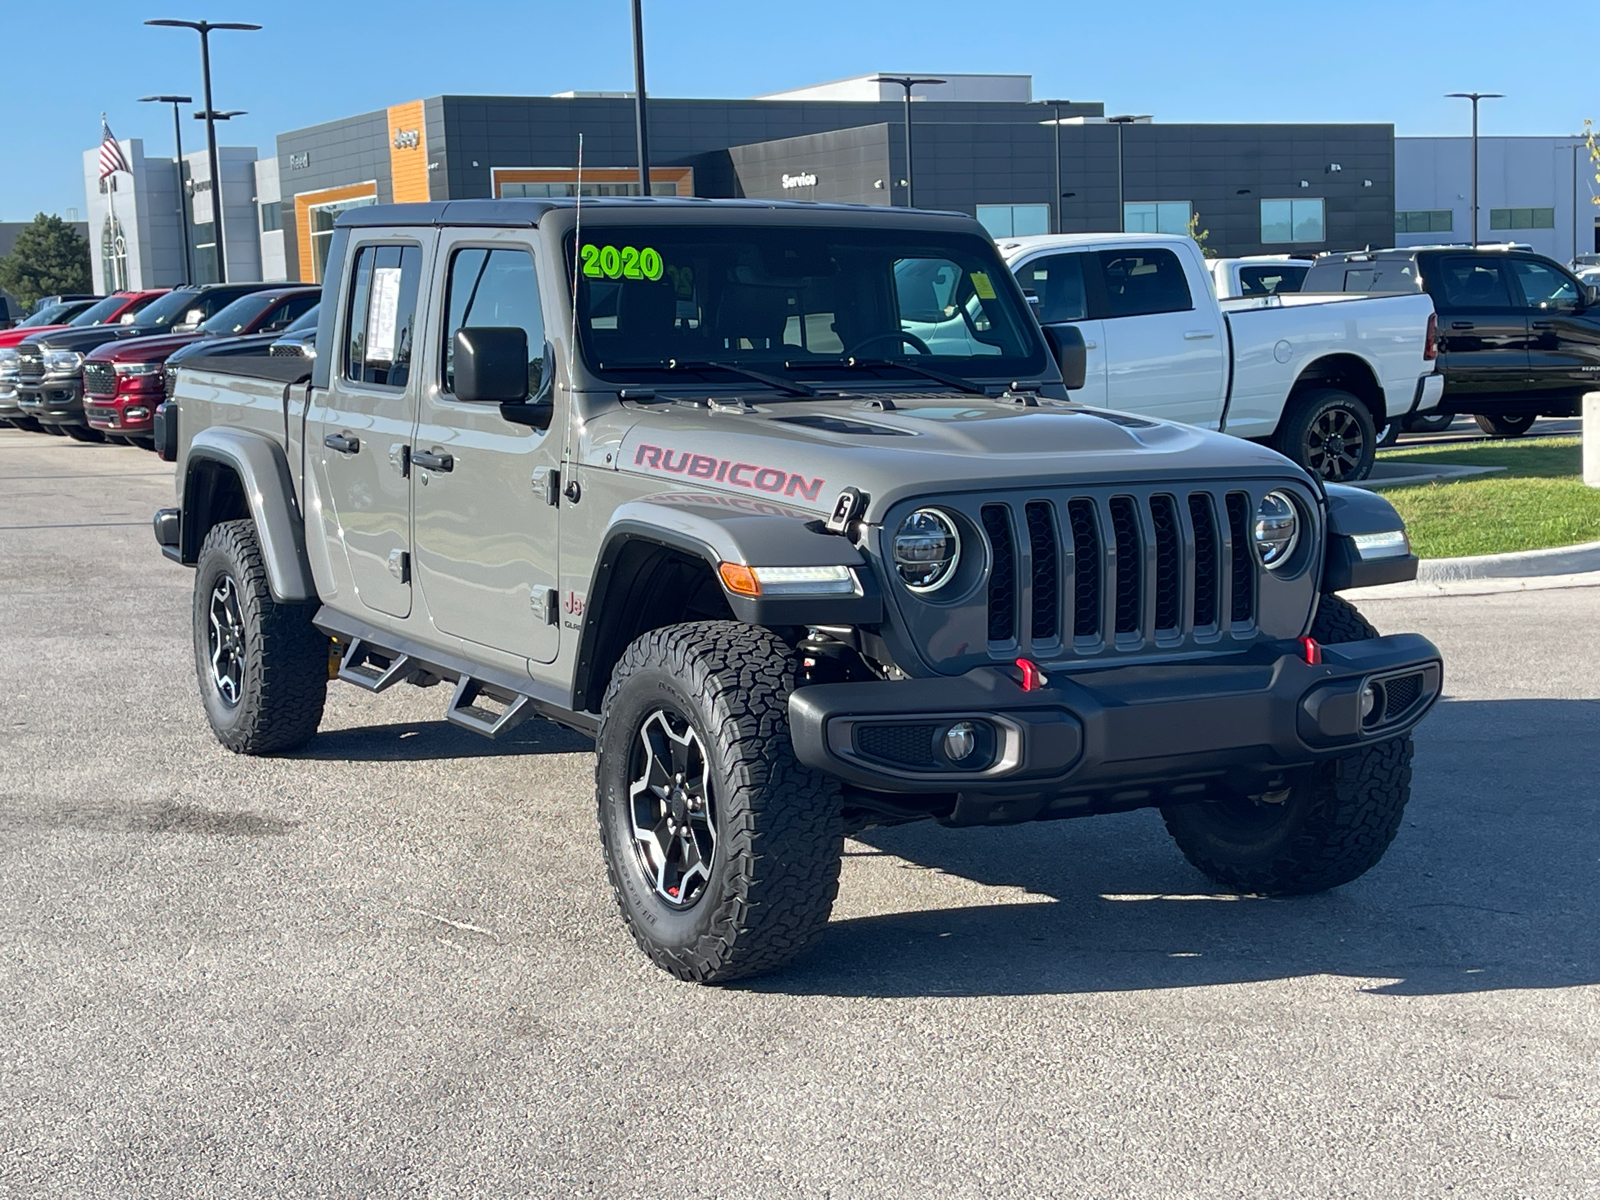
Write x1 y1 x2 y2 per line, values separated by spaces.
749 698 1600 999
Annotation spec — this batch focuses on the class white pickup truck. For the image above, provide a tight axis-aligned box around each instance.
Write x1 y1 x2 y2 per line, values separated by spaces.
1209 255 1313 299
998 234 1443 481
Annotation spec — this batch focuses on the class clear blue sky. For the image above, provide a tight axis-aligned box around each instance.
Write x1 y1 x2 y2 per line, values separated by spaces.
3 0 1594 222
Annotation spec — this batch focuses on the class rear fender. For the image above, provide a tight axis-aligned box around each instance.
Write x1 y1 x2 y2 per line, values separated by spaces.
181 428 315 602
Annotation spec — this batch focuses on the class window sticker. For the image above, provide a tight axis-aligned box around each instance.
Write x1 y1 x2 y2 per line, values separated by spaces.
970 271 997 300
580 244 665 281
366 266 403 362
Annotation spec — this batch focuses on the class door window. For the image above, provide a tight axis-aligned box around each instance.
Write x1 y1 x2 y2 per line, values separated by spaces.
1097 248 1192 318
441 247 548 397
1238 265 1308 296
1015 253 1089 323
1508 259 1580 311
345 244 422 389
1436 259 1514 308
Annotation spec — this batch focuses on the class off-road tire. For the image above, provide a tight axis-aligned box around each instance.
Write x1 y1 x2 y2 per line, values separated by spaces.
596 621 843 983
1273 388 1377 483
64 424 105 443
192 519 328 754
1474 413 1536 438
1160 593 1411 894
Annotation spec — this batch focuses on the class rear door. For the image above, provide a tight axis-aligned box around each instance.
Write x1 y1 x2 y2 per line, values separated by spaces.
1011 251 1107 406
1506 256 1599 406
1425 256 1529 397
1096 246 1227 426
409 232 562 664
311 236 429 619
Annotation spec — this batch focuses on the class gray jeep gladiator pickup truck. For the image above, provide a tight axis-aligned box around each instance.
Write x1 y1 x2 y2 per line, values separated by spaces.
153 198 1442 983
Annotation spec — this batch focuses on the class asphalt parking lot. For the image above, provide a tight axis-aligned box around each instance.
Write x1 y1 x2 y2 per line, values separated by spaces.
3 428 1598 1199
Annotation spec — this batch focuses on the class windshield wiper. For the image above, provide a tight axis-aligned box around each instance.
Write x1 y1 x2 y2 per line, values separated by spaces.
798 356 989 396
662 359 816 397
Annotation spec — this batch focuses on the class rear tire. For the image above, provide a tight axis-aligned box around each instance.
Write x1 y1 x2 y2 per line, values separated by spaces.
596 621 843 983
1160 592 1410 894
1474 413 1536 438
1273 388 1377 482
192 519 328 754
1401 411 1453 434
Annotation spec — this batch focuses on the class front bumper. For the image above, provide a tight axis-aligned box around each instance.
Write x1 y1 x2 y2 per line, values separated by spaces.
17 377 85 426
85 387 160 434
790 634 1442 824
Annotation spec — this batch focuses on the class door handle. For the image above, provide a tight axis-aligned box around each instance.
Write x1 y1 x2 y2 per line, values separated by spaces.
1450 321 1474 330
1083 341 1098 350
323 433 359 454
411 449 454 473
1532 320 1554 330
1184 330 1216 340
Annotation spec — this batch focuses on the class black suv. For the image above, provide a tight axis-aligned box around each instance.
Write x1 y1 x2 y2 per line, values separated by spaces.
1301 247 1600 436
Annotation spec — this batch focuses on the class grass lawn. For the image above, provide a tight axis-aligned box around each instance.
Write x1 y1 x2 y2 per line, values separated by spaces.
1373 436 1600 559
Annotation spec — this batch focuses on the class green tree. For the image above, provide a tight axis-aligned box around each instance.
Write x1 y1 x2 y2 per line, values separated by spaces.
0 213 92 309
1186 210 1216 259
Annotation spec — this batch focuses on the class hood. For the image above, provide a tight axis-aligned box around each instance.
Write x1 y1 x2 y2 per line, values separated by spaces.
87 330 205 364
0 324 69 347
596 393 1312 520
22 323 160 353
168 332 278 364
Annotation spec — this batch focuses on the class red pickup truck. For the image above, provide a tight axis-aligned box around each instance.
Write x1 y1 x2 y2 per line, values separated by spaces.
0 293 162 430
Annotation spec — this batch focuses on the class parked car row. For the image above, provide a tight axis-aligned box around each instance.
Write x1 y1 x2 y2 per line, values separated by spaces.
0 281 318 447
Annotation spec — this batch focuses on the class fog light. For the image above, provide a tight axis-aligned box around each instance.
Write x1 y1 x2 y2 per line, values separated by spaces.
943 721 978 763
1360 681 1381 724
126 407 150 421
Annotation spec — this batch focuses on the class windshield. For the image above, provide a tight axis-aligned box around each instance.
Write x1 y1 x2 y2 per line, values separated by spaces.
569 225 1045 385
284 303 320 333
131 289 215 329
19 302 78 328
70 294 137 326
201 293 278 335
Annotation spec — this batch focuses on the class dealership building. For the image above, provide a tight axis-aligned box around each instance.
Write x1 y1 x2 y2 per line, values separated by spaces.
81 73 1600 290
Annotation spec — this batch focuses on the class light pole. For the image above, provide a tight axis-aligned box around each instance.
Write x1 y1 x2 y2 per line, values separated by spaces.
139 94 193 285
1042 99 1071 233
1446 92 1502 246
630 0 651 196
146 19 260 282
1108 115 1151 231
873 76 945 208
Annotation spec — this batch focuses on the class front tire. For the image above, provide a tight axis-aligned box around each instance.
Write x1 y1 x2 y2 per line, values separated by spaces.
1273 389 1377 482
1160 594 1411 894
596 621 843 983
1474 413 1536 438
192 519 328 754
64 424 105 443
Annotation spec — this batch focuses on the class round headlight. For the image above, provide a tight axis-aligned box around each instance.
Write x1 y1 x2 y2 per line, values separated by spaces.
893 508 961 592
1253 490 1300 569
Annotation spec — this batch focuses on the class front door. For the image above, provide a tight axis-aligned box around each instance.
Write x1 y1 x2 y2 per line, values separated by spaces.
1429 256 1530 399
312 238 428 619
1012 251 1108 407
410 234 562 664
1094 247 1227 428
1507 256 1600 408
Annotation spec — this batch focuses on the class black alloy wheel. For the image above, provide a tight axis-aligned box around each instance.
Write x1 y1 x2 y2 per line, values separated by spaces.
206 573 247 709
1274 389 1377 483
627 707 717 908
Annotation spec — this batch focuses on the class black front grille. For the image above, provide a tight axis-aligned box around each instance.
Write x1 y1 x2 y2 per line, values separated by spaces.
1025 501 1058 642
975 486 1273 658
856 723 941 768
1150 495 1181 633
1109 497 1142 636
83 362 116 397
1067 499 1100 639
1225 492 1255 625
980 505 1016 643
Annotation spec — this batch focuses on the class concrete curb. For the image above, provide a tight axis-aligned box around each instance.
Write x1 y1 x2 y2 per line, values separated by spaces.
1416 539 1600 583
1350 569 1600 600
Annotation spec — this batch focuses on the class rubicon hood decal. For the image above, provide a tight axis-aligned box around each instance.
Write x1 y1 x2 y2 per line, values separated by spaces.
633 442 826 503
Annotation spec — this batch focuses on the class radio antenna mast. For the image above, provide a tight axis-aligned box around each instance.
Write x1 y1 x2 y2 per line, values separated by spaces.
567 132 583 392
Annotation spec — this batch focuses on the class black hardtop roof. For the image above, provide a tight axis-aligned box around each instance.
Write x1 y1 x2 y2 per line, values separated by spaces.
335 196 977 232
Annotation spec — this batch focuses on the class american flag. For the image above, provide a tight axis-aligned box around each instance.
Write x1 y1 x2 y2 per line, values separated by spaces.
98 117 129 179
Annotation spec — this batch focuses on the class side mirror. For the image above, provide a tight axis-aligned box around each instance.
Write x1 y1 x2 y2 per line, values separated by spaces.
1042 323 1087 391
1587 284 1600 308
454 326 529 403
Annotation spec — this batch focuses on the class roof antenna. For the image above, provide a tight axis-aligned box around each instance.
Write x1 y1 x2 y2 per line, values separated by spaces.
567 132 583 393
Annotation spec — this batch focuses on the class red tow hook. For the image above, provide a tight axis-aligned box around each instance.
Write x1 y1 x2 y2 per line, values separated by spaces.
1298 636 1323 666
1015 657 1048 692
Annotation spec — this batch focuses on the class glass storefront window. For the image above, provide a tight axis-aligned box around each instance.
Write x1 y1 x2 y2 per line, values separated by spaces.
1122 201 1191 235
975 204 1050 238
1261 199 1325 245
310 195 377 281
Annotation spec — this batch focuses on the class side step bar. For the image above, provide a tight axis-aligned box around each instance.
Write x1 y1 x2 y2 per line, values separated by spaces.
314 607 597 739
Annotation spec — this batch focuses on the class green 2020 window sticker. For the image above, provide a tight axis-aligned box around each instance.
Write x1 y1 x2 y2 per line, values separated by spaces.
580 245 665 281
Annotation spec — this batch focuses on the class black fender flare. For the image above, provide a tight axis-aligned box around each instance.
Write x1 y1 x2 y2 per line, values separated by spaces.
181 428 315 603
1321 483 1417 591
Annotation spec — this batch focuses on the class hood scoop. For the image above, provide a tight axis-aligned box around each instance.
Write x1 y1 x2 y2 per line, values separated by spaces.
774 413 912 437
